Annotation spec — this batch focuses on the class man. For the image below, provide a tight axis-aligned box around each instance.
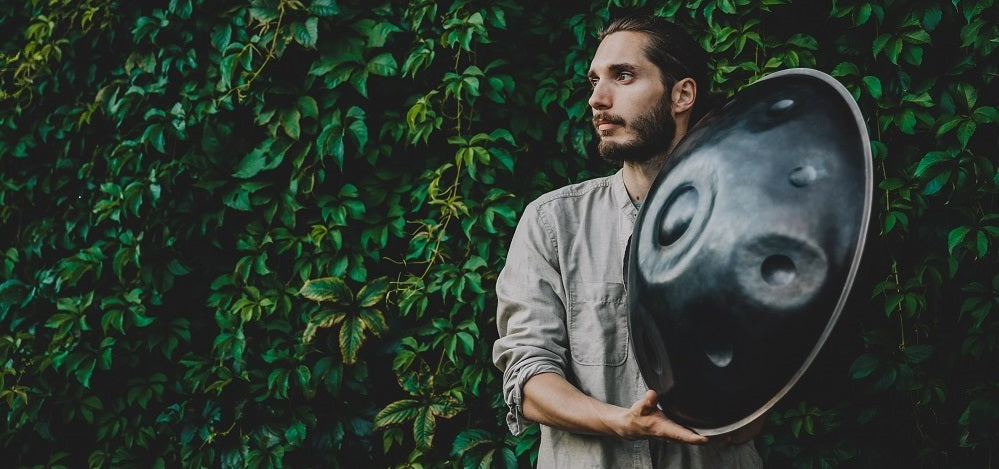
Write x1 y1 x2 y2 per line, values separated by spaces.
493 16 764 468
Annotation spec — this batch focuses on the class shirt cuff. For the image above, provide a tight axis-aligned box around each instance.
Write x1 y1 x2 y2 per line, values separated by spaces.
504 360 564 435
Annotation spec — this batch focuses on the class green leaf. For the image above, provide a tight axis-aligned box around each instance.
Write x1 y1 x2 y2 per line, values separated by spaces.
299 277 353 303
948 226 971 253
297 96 319 120
922 5 943 30
356 276 389 307
849 354 880 379
914 151 950 178
349 69 369 97
364 21 402 48
359 308 388 336
282 109 302 140
936 116 964 136
414 406 436 449
451 429 493 456
232 139 288 178
367 53 398 77
339 315 364 364
373 399 422 429
862 76 882 99
348 116 368 151
310 0 340 17
922 170 950 196
903 29 931 45
972 106 999 124
902 344 934 364
293 17 319 49
831 61 859 77
956 120 976 148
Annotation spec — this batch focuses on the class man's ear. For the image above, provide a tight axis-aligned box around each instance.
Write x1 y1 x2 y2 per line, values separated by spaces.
671 77 697 115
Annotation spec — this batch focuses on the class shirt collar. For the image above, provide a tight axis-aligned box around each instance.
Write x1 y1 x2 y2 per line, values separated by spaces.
611 169 639 216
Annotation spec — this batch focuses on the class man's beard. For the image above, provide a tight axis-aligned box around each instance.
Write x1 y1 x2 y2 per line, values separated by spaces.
595 96 676 164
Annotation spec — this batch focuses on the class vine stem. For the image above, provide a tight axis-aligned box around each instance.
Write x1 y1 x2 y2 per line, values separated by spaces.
875 109 907 350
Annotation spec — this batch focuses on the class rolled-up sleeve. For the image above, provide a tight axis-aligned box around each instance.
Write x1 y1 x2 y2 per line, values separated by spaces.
492 201 569 435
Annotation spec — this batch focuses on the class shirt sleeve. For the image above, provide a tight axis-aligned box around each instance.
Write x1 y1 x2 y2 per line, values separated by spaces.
492 201 570 435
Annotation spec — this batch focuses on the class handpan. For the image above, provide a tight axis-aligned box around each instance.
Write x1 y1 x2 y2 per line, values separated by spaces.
627 68 873 435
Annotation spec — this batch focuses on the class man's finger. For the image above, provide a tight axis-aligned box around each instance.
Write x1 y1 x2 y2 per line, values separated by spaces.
637 390 659 415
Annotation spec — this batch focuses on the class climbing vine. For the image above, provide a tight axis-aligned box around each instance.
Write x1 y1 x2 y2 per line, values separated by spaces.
1 0 996 467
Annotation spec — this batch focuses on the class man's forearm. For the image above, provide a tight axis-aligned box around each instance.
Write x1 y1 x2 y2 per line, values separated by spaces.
521 372 708 444
522 372 624 436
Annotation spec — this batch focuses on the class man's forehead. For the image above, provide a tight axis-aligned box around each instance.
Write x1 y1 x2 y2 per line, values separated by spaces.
589 31 654 73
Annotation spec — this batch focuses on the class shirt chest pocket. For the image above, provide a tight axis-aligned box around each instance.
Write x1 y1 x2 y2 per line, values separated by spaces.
568 282 630 366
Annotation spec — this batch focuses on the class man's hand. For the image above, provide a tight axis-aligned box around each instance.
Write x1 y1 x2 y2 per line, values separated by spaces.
615 390 708 444
522 374 707 445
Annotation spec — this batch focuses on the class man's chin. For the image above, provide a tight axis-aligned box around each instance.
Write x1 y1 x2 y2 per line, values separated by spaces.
598 141 659 164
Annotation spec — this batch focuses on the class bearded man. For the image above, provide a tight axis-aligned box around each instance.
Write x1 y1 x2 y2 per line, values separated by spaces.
493 15 764 468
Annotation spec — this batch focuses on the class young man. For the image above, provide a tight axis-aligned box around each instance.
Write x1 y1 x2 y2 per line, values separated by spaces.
493 16 763 467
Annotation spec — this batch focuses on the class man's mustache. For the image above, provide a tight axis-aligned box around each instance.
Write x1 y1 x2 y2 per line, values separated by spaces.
593 113 626 128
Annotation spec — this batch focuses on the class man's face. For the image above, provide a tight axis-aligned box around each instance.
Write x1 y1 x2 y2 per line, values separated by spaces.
587 31 676 163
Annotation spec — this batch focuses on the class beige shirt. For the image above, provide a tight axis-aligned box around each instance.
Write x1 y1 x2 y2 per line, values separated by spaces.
493 170 762 468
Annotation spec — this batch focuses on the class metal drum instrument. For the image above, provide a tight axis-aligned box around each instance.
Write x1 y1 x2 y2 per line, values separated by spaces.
627 68 873 435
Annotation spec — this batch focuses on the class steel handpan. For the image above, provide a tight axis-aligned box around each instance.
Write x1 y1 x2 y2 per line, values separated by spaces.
627 68 872 435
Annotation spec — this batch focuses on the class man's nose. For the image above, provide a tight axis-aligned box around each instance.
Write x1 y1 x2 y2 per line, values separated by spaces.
589 81 611 110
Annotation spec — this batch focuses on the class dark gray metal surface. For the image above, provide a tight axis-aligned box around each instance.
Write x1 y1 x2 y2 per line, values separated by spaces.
627 68 873 435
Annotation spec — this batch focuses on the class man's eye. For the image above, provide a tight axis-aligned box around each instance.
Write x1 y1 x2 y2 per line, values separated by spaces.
618 72 634 80
589 77 599 88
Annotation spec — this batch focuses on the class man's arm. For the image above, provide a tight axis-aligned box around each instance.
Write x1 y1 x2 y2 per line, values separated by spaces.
522 372 708 444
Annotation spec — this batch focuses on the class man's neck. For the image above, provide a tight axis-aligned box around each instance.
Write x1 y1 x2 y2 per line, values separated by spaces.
621 151 670 205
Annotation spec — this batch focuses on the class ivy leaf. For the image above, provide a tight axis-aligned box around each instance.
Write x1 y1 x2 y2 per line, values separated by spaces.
956 120 976 148
862 76 882 99
339 315 364 364
413 407 437 449
903 29 931 45
948 226 971 254
914 151 950 178
310 0 340 17
367 53 398 77
976 230 988 258
972 106 999 123
299 277 353 303
364 21 402 48
849 354 880 379
451 429 493 456
359 308 387 336
282 109 302 140
249 4 280 22
302 310 345 344
831 61 860 77
356 276 389 307
922 5 943 30
923 170 951 195
347 107 368 151
373 399 422 429
902 344 934 363
349 69 369 97
293 17 319 49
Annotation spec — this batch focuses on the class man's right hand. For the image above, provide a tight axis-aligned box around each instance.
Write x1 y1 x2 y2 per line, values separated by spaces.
522 373 707 445
615 390 708 444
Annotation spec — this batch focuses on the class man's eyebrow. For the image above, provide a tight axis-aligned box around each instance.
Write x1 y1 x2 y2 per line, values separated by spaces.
588 62 640 78
608 63 639 74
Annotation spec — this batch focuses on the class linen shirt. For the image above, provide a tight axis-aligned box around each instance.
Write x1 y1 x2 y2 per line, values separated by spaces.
493 170 762 468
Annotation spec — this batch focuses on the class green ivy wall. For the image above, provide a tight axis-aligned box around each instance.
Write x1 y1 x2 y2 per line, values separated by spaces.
1 0 996 467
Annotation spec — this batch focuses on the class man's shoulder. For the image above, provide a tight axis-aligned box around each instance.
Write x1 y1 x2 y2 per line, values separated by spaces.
527 172 619 211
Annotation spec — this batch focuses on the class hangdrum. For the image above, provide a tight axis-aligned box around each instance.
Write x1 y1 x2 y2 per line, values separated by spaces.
627 68 873 436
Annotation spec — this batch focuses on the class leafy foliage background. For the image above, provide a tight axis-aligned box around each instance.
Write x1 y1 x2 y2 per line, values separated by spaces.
1 0 996 467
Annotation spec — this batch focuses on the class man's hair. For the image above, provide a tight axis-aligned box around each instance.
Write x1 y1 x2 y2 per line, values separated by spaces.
601 15 714 122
